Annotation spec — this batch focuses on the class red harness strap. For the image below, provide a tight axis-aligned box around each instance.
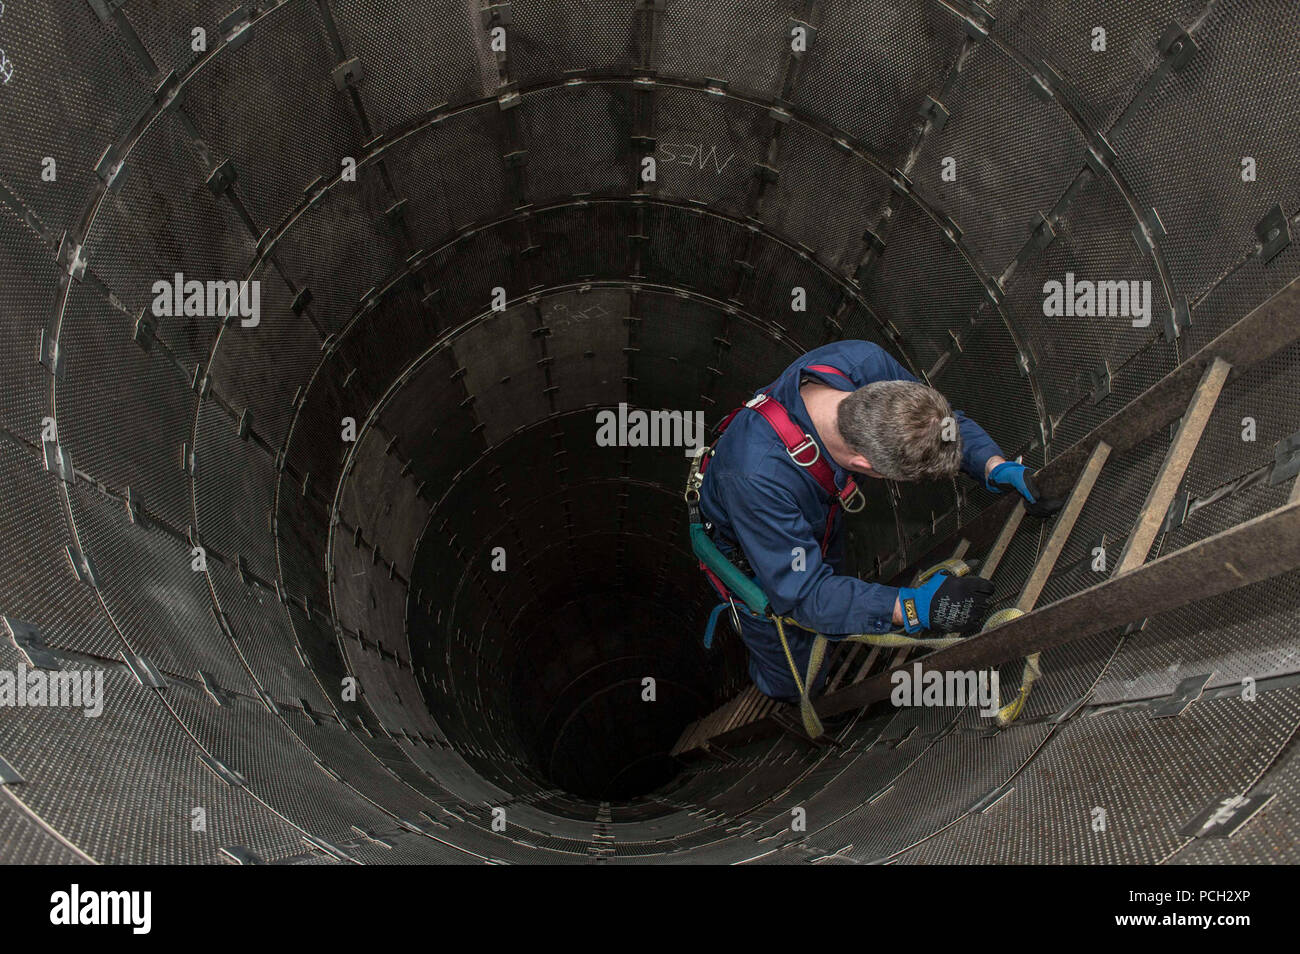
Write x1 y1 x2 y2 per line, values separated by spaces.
700 363 864 557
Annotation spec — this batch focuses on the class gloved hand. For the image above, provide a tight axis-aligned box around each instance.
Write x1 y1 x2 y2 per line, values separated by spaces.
897 571 995 634
985 461 1063 518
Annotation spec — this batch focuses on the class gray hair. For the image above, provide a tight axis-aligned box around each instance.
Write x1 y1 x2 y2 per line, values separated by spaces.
836 380 963 481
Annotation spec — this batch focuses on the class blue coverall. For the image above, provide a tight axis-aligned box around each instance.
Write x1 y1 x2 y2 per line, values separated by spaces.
698 340 1004 702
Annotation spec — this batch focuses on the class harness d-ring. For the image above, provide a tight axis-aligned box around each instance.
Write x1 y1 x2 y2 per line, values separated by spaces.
840 484 866 513
788 436 820 467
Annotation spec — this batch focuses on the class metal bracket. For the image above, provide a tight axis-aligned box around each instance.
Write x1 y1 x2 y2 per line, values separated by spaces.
65 545 98 588
1163 297 1190 341
198 670 232 707
122 650 168 689
200 751 246 787
1123 617 1149 636
219 846 266 865
939 215 962 246
124 486 148 529
0 755 24 785
153 70 185 111
861 228 886 255
133 308 156 352
970 782 1014 813
1085 135 1116 174
181 442 196 476
4 618 59 670
1268 429 1300 485
1179 792 1275 838
889 169 914 196
1047 693 1090 725
918 96 949 132
94 144 127 192
1159 23 1197 71
1087 360 1111 404
1254 204 1291 265
957 2 994 39
351 826 394 849
56 233 87 281
331 57 364 91
1151 673 1212 718
237 408 253 440
43 439 74 484
302 833 355 863
253 685 279 716
301 699 321 726
206 160 237 197
1027 212 1056 254
38 329 65 378
218 6 253 52
1131 207 1167 252
1160 489 1191 534
213 609 235 641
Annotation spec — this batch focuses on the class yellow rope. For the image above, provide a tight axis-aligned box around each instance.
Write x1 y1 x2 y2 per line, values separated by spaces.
981 607 1039 726
771 559 978 740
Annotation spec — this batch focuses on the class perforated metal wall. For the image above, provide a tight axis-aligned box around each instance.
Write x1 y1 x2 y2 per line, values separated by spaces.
0 0 1297 864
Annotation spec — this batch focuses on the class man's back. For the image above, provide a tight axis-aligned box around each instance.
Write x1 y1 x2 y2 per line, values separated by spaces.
696 340 1001 699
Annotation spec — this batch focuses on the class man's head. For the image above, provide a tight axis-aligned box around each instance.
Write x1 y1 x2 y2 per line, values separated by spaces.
835 380 962 481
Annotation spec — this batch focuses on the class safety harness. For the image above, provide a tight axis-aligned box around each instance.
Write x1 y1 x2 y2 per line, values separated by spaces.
684 366 1041 738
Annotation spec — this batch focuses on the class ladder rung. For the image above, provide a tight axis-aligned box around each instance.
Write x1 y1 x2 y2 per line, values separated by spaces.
826 643 862 692
1113 357 1231 576
722 687 757 733
852 644 882 684
1018 440 1111 610
980 501 1025 580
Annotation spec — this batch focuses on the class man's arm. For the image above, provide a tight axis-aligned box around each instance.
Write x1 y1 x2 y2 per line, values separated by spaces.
715 471 902 636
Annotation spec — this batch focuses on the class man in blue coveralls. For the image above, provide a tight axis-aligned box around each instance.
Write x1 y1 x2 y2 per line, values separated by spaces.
697 339 1061 704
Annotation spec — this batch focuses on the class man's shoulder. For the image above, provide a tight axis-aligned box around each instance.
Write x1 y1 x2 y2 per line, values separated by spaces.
809 339 885 364
714 427 805 497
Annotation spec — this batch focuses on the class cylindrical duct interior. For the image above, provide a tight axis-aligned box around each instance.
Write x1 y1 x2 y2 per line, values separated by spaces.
0 0 1298 864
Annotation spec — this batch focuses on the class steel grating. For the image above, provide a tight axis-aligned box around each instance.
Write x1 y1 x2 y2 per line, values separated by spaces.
0 642 311 864
1110 0 1300 302
0 0 152 235
0 788 90 865
789 0 966 165
1170 723 1300 864
911 40 1086 279
0 205 60 446
895 686 1300 864
65 478 256 693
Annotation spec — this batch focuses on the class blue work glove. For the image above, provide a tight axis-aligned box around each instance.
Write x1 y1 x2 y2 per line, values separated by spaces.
897 572 995 634
984 461 1063 518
